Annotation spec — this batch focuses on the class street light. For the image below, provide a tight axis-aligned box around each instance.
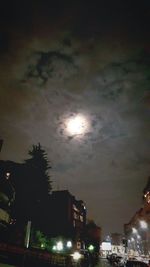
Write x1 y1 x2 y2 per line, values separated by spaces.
71 251 82 261
130 237 136 254
132 227 138 234
139 220 148 229
139 220 148 256
88 244 94 252
52 245 57 251
66 241 72 248
56 241 63 251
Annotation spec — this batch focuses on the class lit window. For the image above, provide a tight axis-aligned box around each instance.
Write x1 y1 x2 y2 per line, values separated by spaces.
6 172 10 179
73 204 79 212
80 215 83 222
147 194 150 204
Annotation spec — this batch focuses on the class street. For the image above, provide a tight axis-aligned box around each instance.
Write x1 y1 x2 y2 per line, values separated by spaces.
95 259 112 267
0 258 112 267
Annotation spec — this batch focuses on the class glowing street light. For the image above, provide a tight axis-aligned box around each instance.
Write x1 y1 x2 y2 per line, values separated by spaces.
88 244 94 251
66 241 72 248
6 172 10 179
41 243 45 248
132 227 138 234
139 220 148 229
56 241 63 251
52 245 57 251
72 251 82 261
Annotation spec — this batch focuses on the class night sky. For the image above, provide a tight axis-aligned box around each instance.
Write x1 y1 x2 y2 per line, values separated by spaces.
0 0 150 236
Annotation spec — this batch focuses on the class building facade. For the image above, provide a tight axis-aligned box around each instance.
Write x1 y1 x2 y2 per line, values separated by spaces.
0 170 15 240
48 190 86 249
111 233 125 255
124 177 150 257
0 145 15 234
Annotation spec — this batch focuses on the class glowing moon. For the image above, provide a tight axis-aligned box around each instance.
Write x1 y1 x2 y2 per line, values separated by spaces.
66 114 89 135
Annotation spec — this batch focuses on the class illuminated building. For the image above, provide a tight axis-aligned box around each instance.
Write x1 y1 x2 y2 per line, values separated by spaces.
110 233 125 255
143 176 150 205
124 177 150 257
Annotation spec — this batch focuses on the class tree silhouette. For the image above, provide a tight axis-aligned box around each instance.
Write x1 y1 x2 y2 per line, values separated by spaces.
25 143 52 198
24 143 52 231
23 144 52 228
11 144 52 229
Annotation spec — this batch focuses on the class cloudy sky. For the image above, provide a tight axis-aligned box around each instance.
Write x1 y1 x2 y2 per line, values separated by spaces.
0 0 150 235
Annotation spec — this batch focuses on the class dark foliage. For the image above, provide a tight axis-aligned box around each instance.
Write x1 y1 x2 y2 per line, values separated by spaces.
3 144 53 238
25 143 52 197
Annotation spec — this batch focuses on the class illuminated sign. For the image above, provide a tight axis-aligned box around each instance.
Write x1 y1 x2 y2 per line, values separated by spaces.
101 242 111 251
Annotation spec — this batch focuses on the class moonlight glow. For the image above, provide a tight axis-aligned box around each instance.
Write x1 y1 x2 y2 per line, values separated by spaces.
66 114 89 135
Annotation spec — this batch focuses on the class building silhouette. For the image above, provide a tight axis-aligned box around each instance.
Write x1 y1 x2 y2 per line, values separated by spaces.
84 220 101 254
0 168 15 241
48 190 86 249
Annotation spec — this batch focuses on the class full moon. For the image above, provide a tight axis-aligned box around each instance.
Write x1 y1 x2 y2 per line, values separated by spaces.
66 114 89 135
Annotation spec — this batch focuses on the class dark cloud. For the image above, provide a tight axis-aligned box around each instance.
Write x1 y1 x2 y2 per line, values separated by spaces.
24 50 76 85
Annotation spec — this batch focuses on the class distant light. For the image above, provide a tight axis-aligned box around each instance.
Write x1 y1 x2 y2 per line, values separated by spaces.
139 220 148 229
72 251 81 261
101 242 112 251
132 227 138 234
66 241 72 248
52 245 57 251
88 244 94 251
144 191 149 198
41 243 45 248
56 241 63 251
106 235 111 241
6 172 10 179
